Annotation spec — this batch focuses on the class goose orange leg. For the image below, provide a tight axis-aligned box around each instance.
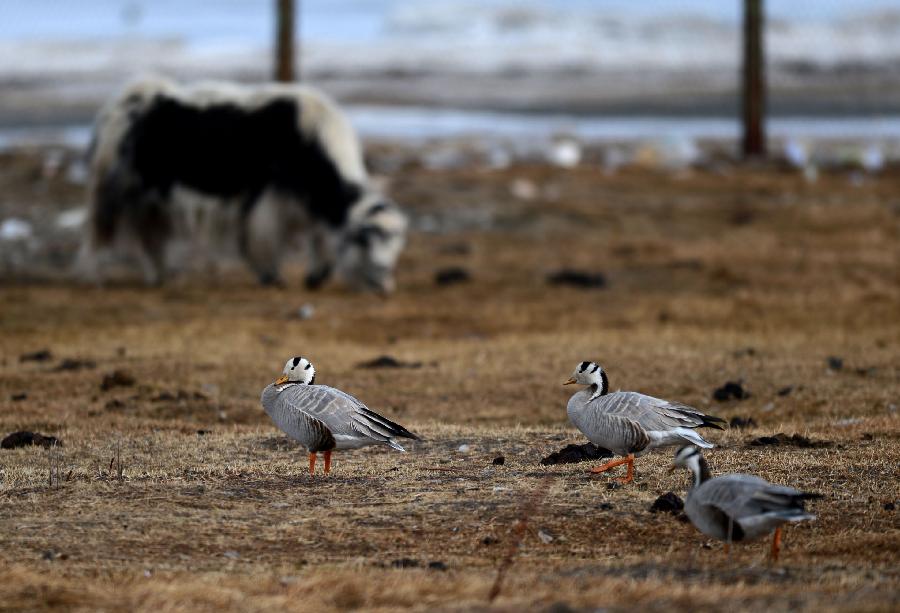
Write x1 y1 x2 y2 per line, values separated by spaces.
770 527 782 562
324 450 332 475
308 452 317 476
590 453 635 484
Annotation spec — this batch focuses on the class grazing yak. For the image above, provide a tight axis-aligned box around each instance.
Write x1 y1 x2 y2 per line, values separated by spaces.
79 77 407 292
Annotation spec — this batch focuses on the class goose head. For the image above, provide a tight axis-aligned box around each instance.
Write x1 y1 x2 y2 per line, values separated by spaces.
670 445 711 488
564 361 609 401
275 356 316 385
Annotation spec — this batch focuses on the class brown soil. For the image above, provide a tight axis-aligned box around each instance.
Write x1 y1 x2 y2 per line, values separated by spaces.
1 152 898 611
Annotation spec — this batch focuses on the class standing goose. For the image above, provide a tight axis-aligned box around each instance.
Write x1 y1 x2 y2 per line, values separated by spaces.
564 361 725 484
261 356 419 475
671 446 819 561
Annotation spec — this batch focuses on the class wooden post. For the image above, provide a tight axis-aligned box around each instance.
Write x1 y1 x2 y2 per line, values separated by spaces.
275 0 296 82
742 0 765 157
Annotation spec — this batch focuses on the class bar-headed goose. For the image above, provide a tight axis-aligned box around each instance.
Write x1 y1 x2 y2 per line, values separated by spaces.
671 445 819 561
261 356 419 475
564 361 725 483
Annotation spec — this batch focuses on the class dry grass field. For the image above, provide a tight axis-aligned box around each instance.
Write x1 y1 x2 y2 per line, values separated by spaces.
1 152 898 611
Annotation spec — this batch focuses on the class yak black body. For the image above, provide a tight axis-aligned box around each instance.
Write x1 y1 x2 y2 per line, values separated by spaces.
104 95 360 237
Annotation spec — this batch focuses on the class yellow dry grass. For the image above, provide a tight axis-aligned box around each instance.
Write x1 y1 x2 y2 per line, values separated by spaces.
0 161 898 611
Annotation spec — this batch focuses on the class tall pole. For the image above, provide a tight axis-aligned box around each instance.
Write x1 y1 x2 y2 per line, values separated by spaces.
742 0 765 157
275 0 296 82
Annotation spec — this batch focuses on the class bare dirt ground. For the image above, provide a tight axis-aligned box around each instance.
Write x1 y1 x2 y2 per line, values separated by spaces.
0 150 898 611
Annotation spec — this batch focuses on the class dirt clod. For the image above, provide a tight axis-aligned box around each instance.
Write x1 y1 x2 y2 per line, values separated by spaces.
100 370 136 391
1 431 62 449
748 433 832 448
546 269 606 289
729 416 757 429
434 267 471 286
827 356 844 371
650 492 685 514
540 443 612 465
492 456 505 465
713 381 750 401
20 349 52 362
356 355 422 369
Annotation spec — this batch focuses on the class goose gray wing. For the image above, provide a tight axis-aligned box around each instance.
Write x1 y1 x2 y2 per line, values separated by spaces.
568 400 650 456
322 385 420 446
595 392 726 432
260 384 336 452
689 475 817 541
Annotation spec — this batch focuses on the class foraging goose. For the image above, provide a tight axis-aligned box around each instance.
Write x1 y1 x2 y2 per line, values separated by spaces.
564 361 725 483
671 446 819 561
261 356 419 475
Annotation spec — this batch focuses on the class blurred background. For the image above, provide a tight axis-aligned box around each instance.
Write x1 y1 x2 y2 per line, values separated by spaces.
1 0 900 273
1 0 899 149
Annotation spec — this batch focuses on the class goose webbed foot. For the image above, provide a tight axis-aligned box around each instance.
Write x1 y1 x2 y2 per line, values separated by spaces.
590 453 635 484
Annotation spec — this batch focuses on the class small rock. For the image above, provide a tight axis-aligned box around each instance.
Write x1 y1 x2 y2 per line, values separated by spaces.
434 267 471 286
537 529 554 544
481 536 499 546
492 456 505 466
713 381 750 401
777 386 794 397
457 444 471 453
826 356 844 371
884 502 896 511
540 443 612 465
101 370 136 391
223 551 240 559
196 429 212 436
428 561 448 571
0 218 32 241
41 550 56 561
20 349 52 362
356 355 422 369
729 416 757 429
1 431 62 449
598 502 614 510
547 138 582 168
510 178 538 200
10 393 27 401
296 304 315 320
391 558 420 568
649 492 684 514
546 269 606 289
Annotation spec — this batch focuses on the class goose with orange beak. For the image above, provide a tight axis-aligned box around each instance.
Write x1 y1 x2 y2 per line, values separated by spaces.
261 356 419 475
564 361 725 484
